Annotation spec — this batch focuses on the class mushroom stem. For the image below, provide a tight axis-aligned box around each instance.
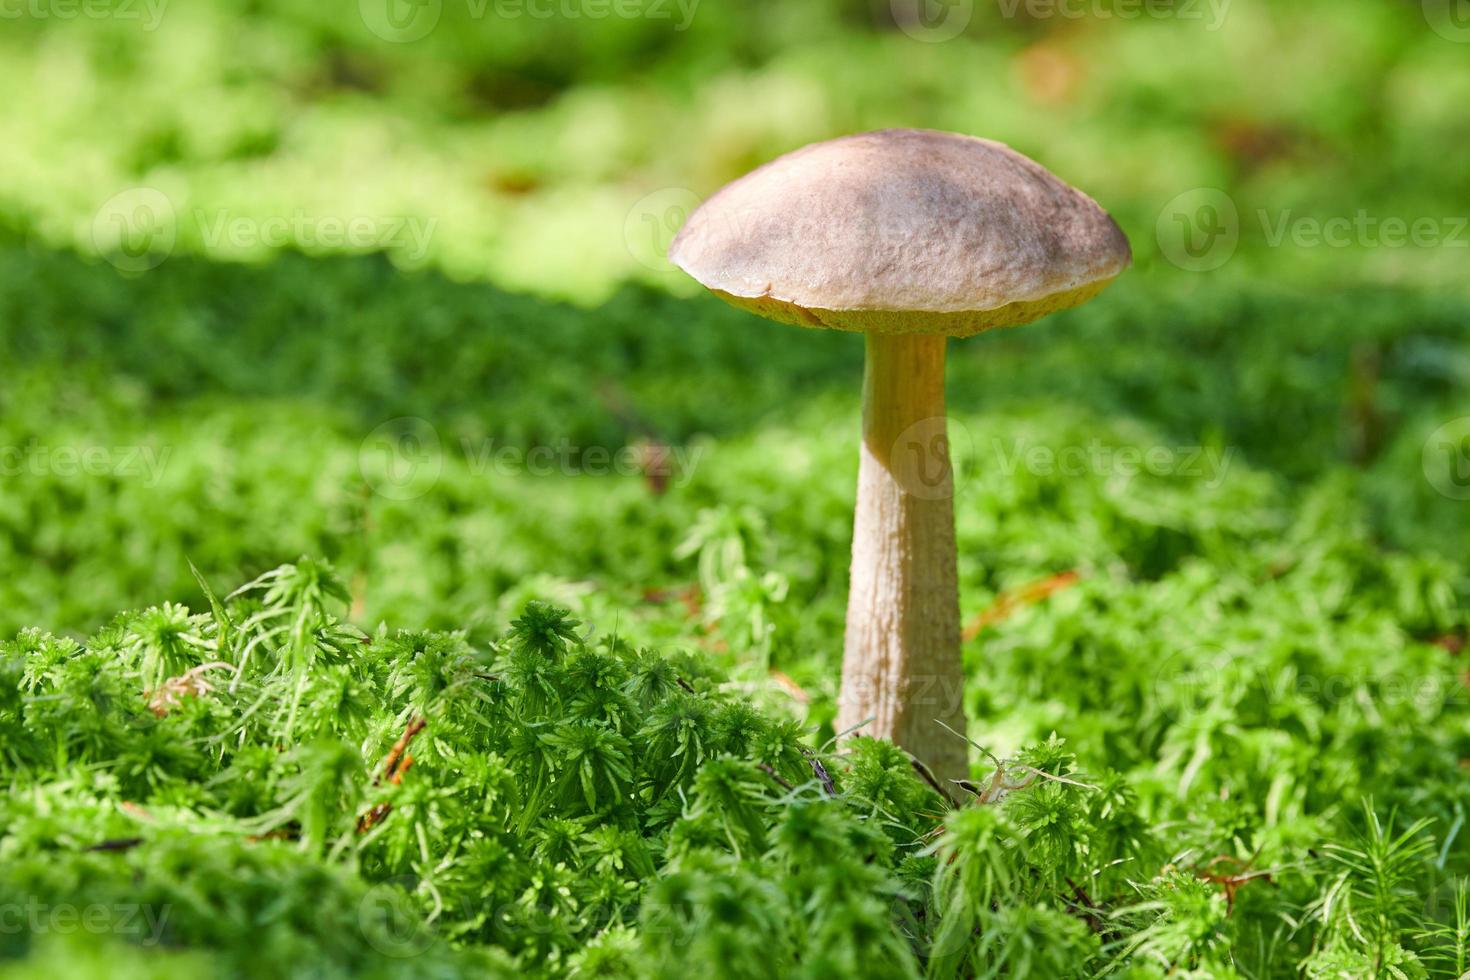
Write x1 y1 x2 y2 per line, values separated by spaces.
838 332 967 786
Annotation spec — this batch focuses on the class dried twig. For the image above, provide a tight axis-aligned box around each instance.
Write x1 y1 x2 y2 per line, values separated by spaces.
936 720 1094 806
799 746 838 797
377 717 426 786
1064 876 1108 934
758 763 794 792
146 661 238 717
1197 853 1278 913
962 571 1080 642
910 758 957 806
356 717 427 833
768 670 810 705
596 381 675 495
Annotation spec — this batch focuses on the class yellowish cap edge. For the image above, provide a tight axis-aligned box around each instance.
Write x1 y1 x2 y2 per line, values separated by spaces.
709 275 1119 339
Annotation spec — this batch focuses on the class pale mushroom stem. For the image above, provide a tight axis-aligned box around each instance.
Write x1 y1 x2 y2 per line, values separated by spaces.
838 332 968 787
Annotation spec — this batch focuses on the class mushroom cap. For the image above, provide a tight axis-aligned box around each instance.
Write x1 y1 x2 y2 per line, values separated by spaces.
669 129 1131 337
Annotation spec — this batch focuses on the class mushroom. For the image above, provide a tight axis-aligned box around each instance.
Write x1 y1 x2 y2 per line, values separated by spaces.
669 129 1130 785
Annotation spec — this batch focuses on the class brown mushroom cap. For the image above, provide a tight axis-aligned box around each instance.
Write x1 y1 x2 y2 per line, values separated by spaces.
669 129 1131 337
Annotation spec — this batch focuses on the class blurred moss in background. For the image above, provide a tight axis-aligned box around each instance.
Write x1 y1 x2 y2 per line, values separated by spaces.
3 0 1468 298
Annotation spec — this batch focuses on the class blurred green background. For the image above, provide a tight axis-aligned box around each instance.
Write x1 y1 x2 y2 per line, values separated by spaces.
5 0 1470 296
1 0 1467 708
